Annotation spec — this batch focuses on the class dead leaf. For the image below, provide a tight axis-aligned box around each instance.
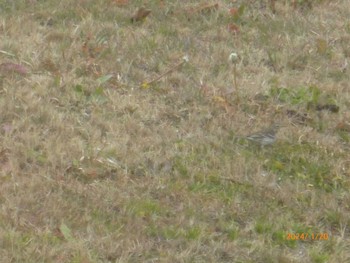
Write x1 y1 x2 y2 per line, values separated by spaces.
336 121 350 132
131 7 151 23
53 227 65 240
187 3 219 16
228 23 240 34
81 35 105 59
197 3 219 14
229 8 238 16
40 58 59 74
231 4 245 22
213 96 226 103
159 0 165 8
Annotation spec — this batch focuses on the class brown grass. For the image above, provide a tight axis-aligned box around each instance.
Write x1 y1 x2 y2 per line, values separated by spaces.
0 0 350 262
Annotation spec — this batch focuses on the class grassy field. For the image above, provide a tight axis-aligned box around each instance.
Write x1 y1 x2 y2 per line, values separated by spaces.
0 0 350 262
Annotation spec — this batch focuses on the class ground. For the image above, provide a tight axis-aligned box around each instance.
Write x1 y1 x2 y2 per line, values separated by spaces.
0 0 349 262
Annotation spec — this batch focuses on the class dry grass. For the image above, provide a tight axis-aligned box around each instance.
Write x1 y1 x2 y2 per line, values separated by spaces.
0 0 350 262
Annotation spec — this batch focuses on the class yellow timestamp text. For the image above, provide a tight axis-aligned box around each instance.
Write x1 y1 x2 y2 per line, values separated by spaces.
286 233 329 241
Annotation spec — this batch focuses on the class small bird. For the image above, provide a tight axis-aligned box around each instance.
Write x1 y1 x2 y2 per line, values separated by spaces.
246 123 283 146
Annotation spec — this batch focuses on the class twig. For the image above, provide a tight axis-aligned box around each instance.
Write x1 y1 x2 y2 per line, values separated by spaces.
141 55 189 88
